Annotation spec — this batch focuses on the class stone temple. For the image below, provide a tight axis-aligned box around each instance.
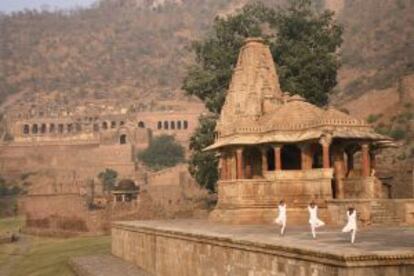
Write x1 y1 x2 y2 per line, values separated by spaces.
108 38 414 276
206 38 413 225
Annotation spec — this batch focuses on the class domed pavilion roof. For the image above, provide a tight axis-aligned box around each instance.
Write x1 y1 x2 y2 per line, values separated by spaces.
114 179 138 191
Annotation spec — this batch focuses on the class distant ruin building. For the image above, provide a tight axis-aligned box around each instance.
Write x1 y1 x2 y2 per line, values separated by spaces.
206 38 413 226
0 99 204 180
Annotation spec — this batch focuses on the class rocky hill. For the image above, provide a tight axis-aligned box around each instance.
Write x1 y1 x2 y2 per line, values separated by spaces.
0 0 412 165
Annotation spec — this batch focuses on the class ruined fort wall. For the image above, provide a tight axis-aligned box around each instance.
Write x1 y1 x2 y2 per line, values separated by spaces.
0 142 136 179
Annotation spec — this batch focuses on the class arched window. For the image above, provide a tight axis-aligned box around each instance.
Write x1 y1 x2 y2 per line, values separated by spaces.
170 121 175 129
58 124 64 133
93 123 99 132
111 121 116 128
76 123 82 132
67 124 73 133
40 124 47 134
23 125 30 134
183 120 188 129
120 121 125 126
177 121 182 129
164 121 169 130
120 134 127 144
102 122 108 130
32 124 38 134
49 124 55 133
138 121 145 128
157 121 162 129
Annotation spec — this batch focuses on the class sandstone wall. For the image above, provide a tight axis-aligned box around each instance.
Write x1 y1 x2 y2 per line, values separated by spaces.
21 193 107 235
210 169 333 224
112 223 414 276
0 142 136 179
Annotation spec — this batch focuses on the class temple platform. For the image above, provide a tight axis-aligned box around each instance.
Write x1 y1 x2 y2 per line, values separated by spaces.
112 219 414 276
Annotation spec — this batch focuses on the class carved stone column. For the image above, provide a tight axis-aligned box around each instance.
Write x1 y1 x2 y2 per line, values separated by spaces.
300 144 313 170
274 145 282 171
333 146 346 199
218 156 224 180
261 147 268 175
319 135 332 169
361 143 371 177
236 148 244 179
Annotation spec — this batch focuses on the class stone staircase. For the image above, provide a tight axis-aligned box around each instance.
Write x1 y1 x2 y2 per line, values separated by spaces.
370 200 401 225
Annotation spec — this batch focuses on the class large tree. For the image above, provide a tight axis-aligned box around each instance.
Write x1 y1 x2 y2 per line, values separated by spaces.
183 0 342 192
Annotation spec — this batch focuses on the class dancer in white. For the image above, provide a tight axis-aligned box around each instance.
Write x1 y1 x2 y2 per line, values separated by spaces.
308 201 325 239
342 207 357 243
274 200 287 235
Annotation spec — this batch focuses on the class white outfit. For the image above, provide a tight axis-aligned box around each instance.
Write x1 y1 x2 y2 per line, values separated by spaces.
274 204 287 235
308 205 325 238
342 210 357 243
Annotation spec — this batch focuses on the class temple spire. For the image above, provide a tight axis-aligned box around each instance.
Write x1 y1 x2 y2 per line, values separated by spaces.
221 37 283 120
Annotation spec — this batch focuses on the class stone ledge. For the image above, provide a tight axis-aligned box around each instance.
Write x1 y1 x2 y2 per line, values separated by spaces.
112 220 414 268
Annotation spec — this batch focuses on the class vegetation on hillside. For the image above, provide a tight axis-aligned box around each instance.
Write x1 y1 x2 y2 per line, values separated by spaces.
137 135 185 171
184 0 342 191
338 0 413 99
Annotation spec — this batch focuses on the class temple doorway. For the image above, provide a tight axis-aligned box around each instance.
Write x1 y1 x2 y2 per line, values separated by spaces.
281 145 301 170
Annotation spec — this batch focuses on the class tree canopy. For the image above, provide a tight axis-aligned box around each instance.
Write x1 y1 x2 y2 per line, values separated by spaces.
137 135 185 171
183 0 342 192
97 168 118 192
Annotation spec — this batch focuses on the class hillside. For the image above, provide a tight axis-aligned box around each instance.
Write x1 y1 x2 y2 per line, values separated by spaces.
0 0 412 161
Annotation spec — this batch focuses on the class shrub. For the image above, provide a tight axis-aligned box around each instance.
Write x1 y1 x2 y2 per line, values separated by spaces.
390 128 406 140
137 135 185 171
367 114 382 123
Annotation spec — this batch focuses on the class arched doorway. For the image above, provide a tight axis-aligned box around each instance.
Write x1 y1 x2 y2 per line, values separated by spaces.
138 121 145 128
243 147 262 179
120 134 127 145
281 144 301 170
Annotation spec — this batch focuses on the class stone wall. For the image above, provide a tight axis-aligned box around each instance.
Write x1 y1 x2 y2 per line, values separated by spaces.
327 199 414 226
21 193 107 235
0 142 137 179
112 222 414 276
210 169 333 224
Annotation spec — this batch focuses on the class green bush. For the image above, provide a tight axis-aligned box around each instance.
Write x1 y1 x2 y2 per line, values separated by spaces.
138 135 185 171
390 128 406 140
367 114 382 123
97 169 118 192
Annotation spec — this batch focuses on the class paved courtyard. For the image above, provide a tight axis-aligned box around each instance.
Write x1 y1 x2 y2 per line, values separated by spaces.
115 219 414 257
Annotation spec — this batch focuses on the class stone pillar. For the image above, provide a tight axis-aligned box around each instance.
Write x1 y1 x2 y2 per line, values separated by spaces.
300 144 312 170
274 145 282 171
122 194 126 202
261 148 268 175
361 143 371 177
236 148 244 179
319 135 332 169
333 146 346 199
219 155 226 180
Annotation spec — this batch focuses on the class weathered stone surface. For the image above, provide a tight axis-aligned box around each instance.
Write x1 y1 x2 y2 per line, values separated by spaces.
69 255 150 276
112 220 414 276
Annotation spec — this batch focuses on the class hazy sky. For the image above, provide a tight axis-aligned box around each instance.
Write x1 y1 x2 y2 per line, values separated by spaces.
0 0 97 13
